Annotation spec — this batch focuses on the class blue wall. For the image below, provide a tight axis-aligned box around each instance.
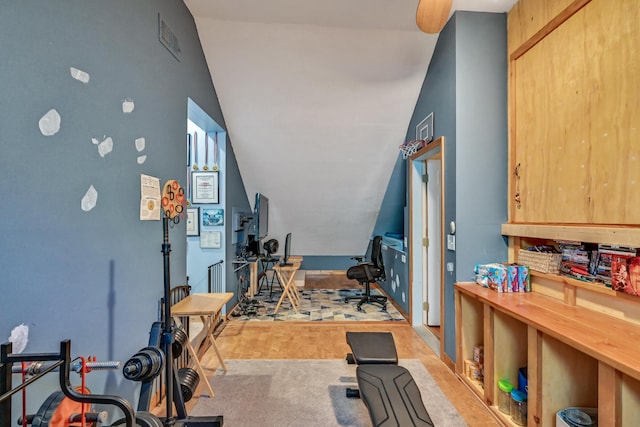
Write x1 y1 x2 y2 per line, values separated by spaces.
373 155 407 242
405 12 508 361
0 0 248 410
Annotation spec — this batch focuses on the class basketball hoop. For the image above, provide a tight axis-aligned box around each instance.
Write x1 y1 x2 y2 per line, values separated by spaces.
399 139 426 159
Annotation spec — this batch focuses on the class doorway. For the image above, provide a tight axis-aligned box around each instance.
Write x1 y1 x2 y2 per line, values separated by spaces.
409 137 444 358
186 98 227 295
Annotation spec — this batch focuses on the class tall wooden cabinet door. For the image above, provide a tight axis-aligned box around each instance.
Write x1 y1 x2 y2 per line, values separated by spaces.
510 0 640 225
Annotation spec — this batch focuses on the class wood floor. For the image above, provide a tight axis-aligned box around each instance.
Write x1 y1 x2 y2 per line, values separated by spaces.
191 272 499 426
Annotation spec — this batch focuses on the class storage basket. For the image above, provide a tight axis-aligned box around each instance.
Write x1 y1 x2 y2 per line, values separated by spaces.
517 250 562 274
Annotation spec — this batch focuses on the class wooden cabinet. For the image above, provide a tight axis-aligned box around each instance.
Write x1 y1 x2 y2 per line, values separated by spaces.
472 1 640 424
508 0 640 225
455 282 640 426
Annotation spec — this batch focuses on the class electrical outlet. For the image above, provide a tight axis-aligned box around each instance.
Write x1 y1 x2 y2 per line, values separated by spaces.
446 262 454 272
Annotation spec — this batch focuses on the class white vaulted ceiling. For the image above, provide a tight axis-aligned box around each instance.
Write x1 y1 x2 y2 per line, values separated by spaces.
183 0 517 256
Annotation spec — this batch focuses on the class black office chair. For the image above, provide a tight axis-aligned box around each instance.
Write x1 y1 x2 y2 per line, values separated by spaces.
345 236 387 311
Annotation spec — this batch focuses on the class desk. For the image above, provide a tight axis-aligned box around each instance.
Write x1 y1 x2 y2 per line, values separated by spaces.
233 258 259 298
273 256 303 314
171 292 233 397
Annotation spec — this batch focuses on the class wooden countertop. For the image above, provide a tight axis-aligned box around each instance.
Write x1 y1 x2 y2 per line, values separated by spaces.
455 282 640 381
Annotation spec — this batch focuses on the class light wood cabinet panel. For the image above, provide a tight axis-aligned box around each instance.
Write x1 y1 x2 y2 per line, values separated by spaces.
510 0 640 224
507 0 580 55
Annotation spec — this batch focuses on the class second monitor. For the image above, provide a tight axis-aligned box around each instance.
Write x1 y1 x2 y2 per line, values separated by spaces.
254 192 269 241
280 233 292 266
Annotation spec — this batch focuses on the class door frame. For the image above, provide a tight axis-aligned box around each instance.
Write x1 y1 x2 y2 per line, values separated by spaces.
409 136 445 358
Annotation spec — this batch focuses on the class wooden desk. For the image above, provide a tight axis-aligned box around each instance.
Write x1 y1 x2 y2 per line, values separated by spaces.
232 258 259 298
272 256 303 314
171 292 233 397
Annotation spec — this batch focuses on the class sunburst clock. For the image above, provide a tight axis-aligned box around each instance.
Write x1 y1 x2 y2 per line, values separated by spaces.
416 0 453 34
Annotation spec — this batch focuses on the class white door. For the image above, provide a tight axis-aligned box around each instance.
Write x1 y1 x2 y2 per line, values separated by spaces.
425 159 441 326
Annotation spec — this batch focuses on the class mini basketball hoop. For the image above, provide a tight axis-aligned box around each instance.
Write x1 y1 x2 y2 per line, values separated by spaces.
399 139 426 159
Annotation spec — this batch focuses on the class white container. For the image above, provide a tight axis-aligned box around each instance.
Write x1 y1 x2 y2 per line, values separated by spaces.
556 407 598 427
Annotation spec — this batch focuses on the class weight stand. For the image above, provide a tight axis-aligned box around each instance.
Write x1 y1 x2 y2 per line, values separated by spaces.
160 217 223 427
0 339 136 427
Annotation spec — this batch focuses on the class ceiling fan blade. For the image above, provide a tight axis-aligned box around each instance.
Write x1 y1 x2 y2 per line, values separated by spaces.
416 0 453 34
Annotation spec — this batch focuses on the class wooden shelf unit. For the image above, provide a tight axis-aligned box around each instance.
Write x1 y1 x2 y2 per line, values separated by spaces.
455 282 640 427
494 0 640 423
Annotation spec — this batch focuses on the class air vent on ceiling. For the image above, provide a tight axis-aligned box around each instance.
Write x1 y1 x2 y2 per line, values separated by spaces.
158 14 181 61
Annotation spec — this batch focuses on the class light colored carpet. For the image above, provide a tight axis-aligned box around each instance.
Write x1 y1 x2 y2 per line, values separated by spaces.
190 359 466 427
229 288 406 322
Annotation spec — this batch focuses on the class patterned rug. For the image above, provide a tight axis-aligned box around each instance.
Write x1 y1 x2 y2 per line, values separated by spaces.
229 288 406 322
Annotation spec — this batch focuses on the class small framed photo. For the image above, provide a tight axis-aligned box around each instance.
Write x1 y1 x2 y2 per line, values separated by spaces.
202 208 224 226
191 171 219 204
186 207 199 236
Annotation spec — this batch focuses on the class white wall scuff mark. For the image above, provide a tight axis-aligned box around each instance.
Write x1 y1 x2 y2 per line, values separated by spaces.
38 109 61 136
137 155 147 164
92 136 113 157
135 137 145 152
69 67 90 84
81 185 98 211
122 99 135 114
8 324 29 354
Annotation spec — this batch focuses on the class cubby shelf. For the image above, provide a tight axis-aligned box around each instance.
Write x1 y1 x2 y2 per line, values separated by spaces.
455 282 640 426
529 271 615 296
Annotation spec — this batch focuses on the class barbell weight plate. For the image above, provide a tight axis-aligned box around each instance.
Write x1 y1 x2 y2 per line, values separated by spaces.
177 367 200 402
172 326 188 359
111 411 163 427
30 387 93 427
29 390 65 427
122 347 164 382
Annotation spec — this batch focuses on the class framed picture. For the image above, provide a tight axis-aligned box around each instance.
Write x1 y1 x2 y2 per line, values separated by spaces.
200 231 222 249
202 208 224 227
191 171 219 204
186 207 199 236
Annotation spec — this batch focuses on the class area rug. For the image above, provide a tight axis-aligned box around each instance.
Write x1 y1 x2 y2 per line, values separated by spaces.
190 359 467 427
229 288 406 322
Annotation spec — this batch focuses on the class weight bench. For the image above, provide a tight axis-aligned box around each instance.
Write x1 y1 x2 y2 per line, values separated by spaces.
345 332 434 427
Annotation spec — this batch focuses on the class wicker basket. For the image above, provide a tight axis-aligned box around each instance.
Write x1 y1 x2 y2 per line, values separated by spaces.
517 250 562 274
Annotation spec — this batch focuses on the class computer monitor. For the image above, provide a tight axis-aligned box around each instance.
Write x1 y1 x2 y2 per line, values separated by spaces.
280 233 292 266
254 193 269 241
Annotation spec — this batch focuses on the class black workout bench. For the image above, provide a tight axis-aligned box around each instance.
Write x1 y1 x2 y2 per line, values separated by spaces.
345 332 434 427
